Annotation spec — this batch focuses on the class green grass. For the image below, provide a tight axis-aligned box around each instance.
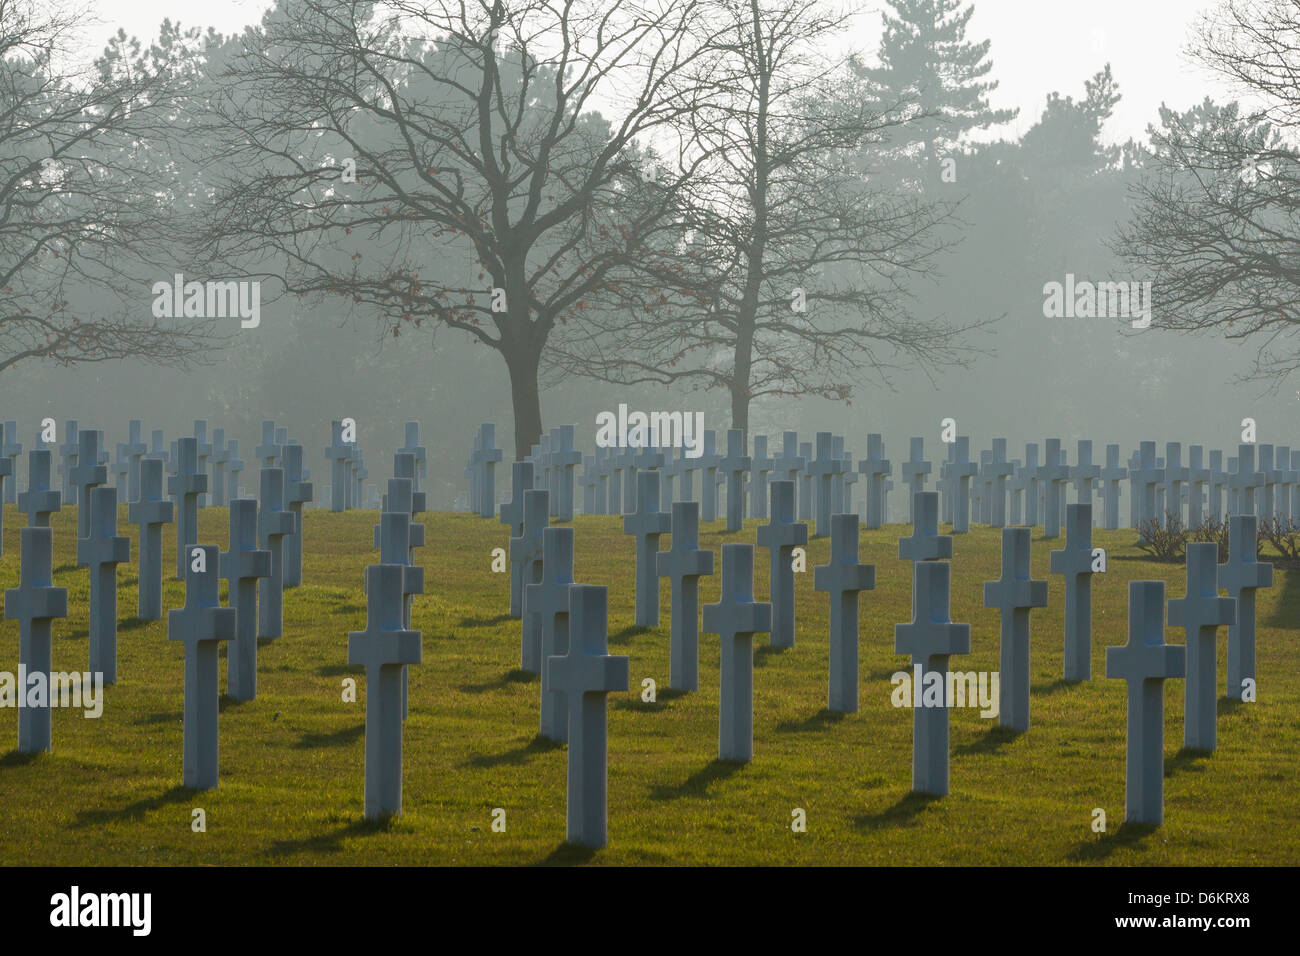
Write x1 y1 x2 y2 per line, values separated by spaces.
0 503 1296 865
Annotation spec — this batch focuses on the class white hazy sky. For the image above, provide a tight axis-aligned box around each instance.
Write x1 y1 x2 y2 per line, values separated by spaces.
71 0 1231 145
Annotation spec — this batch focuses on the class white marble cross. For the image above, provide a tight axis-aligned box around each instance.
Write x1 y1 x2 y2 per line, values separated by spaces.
814 513 875 713
528 527 575 742
1218 514 1273 701
983 528 1047 731
703 544 772 762
657 502 714 691
1170 542 1235 751
3 527 68 752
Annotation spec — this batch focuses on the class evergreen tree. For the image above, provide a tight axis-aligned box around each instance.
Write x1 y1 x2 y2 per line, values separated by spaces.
855 0 1017 173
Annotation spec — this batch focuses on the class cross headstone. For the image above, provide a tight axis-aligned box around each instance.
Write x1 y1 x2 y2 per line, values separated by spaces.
1071 440 1101 508
1258 443 1277 518
858 434 890 530
1186 445 1210 528
1170 542 1235 751
112 443 129 498
582 456 598 514
501 461 536 617
167 438 207 580
1 420 20 504
70 429 107 542
76 486 129 685
699 430 721 523
840 445 858 515
895 560 970 796
720 428 750 533
702 544 771 763
126 458 173 620
623 470 671 627
1133 441 1164 538
257 468 295 640
255 420 280 471
512 490 550 673
1229 444 1262 517
1272 444 1292 521
402 422 427 491
627 443 663 514
349 563 422 818
659 447 676 511
750 435 773 520
669 445 693 505
325 421 350 512
1218 514 1273 701
1023 443 1040 526
210 428 230 507
1038 438 1069 538
814 513 876 713
948 437 978 533
4 527 68 752
168 545 236 789
756 480 807 649
657 502 715 691
1049 503 1098 681
227 439 245 503
605 442 623 515
983 528 1048 731
987 438 1013 527
1163 442 1189 528
898 491 953 571
220 499 271 701
59 419 79 505
547 585 629 849
975 449 990 525
1007 460 1026 525
1209 450 1227 522
1105 581 1185 825
1100 443 1127 530
551 424 581 521
193 420 214 508
797 440 814 523
527 527 575 742
19 448 61 528
900 437 931 525
809 431 843 538
472 423 504 519
281 444 313 588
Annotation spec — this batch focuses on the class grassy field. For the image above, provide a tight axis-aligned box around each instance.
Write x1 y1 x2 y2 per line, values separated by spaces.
0 502 1296 866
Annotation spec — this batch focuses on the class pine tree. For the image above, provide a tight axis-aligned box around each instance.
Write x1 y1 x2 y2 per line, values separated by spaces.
856 0 1017 172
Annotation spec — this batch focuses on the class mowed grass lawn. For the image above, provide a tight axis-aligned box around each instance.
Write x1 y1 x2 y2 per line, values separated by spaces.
0 502 1296 866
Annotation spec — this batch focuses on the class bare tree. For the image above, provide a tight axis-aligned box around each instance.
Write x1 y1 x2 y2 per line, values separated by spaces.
195 0 714 458
551 0 980 435
1115 0 1300 380
0 1 216 374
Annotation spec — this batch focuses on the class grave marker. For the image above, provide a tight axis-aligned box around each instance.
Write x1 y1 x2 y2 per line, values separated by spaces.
77 487 129 684
527 527 574 741
814 514 876 713
623 471 671 627
1170 542 1235 751
168 438 207 580
4 528 68 752
657 502 714 691
703 544 771 762
983 528 1047 731
220 499 271 701
756 480 807 649
1218 515 1273 701
1049 503 1098 681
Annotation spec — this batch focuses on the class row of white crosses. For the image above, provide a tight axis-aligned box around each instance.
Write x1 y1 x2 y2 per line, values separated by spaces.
494 425 1279 841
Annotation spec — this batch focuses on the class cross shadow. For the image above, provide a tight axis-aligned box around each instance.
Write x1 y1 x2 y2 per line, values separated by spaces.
62 628 88 640
648 758 745 801
866 665 908 682
609 625 652 645
118 616 152 631
218 695 252 712
294 723 365 749
1030 678 1076 695
318 663 360 677
464 734 564 769
1165 746 1212 779
72 785 195 827
458 613 513 628
331 604 366 614
1067 821 1158 861
775 708 847 733
0 749 42 769
536 841 599 866
853 791 942 830
266 816 396 857
1218 696 1248 717
953 724 1022 755
458 669 537 694
132 710 182 726
52 562 79 574
753 644 789 668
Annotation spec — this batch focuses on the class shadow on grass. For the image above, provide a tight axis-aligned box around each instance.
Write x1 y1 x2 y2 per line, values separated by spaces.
62 628 88 640
954 725 1022 755
1068 822 1159 861
753 644 790 669
537 842 598 866
853 791 941 831
1218 697 1248 719
614 687 689 712
648 759 745 801
267 816 396 857
458 669 537 694
318 663 361 677
458 613 513 628
53 563 79 575
775 708 847 734
1031 678 1078 696
866 665 909 682
294 723 365 749
332 604 366 615
218 695 252 713
1165 747 1212 779
465 734 564 769
609 625 652 645
72 785 195 827
132 711 182 726
119 616 151 631
0 749 42 769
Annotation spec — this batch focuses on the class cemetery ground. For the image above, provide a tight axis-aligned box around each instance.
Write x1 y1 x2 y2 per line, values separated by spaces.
0 506 1296 866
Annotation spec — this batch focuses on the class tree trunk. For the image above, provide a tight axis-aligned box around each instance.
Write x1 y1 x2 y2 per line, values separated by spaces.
504 342 544 460
730 379 750 446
